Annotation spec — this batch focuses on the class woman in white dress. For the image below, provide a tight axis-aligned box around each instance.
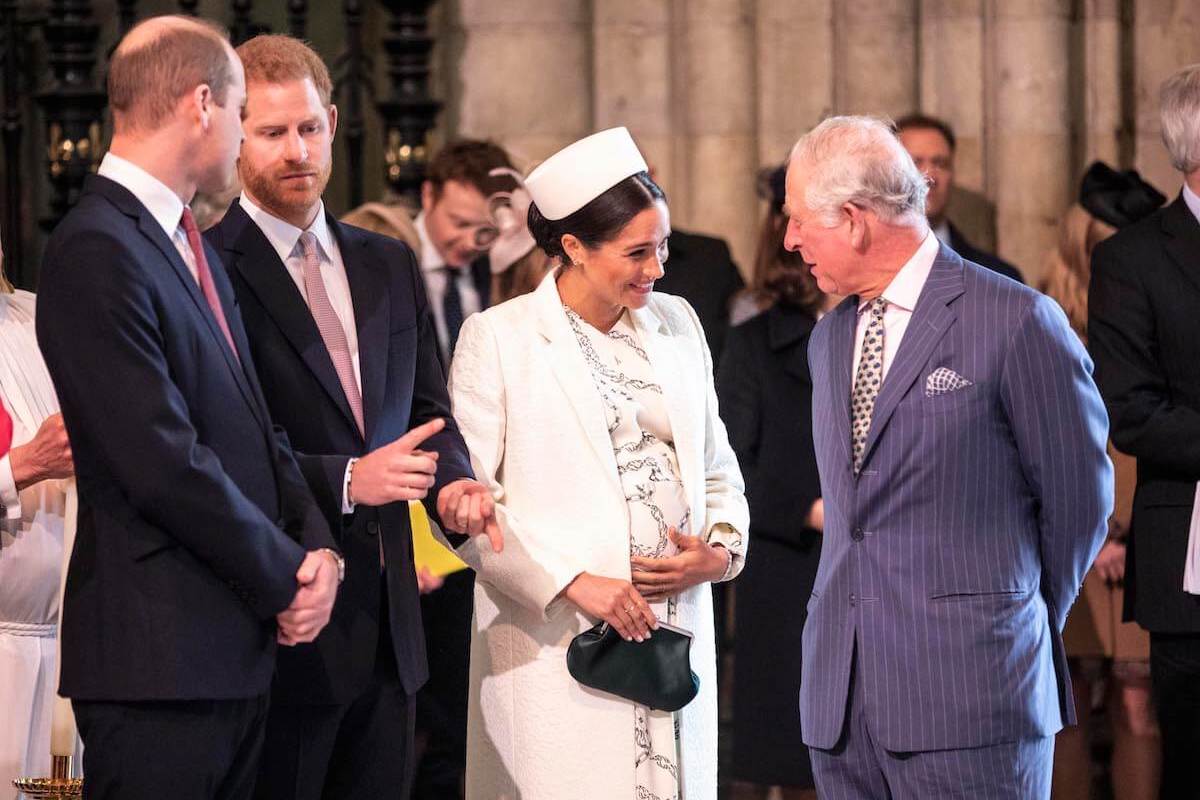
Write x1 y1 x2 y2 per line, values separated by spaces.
440 128 749 799
0 232 76 795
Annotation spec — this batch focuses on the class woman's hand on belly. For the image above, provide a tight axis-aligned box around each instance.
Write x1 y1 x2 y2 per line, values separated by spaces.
631 527 729 602
562 573 658 642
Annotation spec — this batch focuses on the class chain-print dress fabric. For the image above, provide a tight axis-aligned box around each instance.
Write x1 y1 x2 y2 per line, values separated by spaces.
566 305 686 800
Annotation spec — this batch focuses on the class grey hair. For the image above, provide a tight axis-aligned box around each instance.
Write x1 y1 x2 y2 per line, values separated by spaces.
789 115 928 227
1160 64 1200 174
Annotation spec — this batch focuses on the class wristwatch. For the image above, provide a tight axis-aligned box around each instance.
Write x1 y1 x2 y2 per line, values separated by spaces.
317 547 346 584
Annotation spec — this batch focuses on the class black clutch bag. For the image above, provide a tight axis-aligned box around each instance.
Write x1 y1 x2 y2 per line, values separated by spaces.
566 620 700 712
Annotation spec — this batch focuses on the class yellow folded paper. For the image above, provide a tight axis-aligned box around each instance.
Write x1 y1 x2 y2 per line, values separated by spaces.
410 500 468 577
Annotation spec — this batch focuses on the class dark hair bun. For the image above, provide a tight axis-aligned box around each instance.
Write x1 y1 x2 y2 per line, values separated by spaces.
524 172 666 264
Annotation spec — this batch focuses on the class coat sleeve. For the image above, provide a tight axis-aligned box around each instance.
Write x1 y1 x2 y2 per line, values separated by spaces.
36 228 307 619
443 312 587 619
1089 236 1200 476
677 297 749 580
999 294 1113 631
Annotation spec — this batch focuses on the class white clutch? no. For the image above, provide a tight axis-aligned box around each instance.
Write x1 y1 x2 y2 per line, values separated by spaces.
1181 484 1200 595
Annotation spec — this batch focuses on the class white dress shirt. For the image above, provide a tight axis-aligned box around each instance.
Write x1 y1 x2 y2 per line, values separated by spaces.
238 194 360 390
414 212 483 361
851 230 941 382
97 153 197 283
239 194 362 514
1183 182 1200 226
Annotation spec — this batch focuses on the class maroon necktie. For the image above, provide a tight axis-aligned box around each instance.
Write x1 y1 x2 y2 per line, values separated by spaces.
180 207 240 363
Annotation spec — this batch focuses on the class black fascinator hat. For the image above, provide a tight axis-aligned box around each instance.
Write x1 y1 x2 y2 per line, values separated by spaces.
1079 162 1166 229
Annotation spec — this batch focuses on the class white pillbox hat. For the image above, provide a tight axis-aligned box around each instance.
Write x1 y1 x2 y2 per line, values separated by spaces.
524 127 649 221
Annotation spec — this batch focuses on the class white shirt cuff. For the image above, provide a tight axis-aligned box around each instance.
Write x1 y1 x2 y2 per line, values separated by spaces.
0 454 22 520
342 458 356 515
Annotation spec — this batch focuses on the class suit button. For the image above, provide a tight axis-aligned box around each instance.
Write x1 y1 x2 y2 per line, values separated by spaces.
366 521 380 536
851 527 865 542
849 593 857 606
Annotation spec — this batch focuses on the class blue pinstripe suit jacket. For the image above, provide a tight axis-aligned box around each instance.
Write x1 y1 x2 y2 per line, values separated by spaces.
800 245 1112 752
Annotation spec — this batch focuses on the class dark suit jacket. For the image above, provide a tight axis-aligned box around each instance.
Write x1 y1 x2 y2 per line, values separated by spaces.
657 229 744 366
1090 193 1200 633
207 202 475 700
947 222 1025 284
36 175 334 701
717 303 821 785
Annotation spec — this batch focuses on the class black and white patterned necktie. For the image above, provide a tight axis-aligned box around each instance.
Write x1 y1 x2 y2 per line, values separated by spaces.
851 297 887 474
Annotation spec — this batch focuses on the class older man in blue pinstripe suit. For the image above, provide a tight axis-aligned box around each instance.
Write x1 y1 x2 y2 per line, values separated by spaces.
787 116 1112 798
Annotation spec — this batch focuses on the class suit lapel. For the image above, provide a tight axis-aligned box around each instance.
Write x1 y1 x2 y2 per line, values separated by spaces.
859 246 965 467
1162 195 1200 297
632 303 701 529
334 216 389 448
220 204 362 441
532 272 622 492
117 187 263 426
827 298 858 471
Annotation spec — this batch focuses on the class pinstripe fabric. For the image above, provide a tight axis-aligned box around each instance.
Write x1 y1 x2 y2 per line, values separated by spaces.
801 246 1113 760
810 644 1054 799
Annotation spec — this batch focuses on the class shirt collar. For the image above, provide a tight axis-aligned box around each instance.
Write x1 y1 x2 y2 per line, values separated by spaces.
97 152 185 239
238 193 334 265
1182 183 1200 228
414 212 445 273
858 230 940 314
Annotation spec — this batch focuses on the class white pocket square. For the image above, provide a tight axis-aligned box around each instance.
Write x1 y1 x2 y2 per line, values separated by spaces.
925 367 973 397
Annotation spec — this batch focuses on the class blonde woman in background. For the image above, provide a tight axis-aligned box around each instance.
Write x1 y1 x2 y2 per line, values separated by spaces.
1042 162 1165 800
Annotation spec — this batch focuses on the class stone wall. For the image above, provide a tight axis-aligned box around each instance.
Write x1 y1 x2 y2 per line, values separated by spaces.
437 0 1200 285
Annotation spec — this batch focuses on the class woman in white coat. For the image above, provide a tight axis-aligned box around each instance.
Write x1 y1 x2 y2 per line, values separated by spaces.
440 127 749 800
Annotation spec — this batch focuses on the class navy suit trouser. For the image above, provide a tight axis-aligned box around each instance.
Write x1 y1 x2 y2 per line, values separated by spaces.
809 642 1054 799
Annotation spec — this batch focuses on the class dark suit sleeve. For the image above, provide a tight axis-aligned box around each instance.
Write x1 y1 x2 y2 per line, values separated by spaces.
271 425 342 550
395 241 474 531
1090 237 1200 475
37 231 306 618
999 294 1113 630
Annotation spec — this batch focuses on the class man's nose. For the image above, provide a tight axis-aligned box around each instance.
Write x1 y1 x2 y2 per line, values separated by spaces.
783 219 802 252
285 131 307 163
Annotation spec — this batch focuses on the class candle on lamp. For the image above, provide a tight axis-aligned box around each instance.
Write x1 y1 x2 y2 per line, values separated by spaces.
48 481 78 760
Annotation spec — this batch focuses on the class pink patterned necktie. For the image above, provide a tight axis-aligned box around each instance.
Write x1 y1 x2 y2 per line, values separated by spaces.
299 231 364 437
180 207 240 363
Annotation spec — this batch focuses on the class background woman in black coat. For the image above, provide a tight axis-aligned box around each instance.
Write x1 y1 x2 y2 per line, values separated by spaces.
718 165 833 800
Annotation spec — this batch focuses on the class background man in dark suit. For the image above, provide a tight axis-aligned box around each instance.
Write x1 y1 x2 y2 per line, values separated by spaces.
207 35 499 799
35 17 340 800
792 115 1110 798
415 141 517 367
657 229 744 368
1089 63 1200 800
896 113 1025 284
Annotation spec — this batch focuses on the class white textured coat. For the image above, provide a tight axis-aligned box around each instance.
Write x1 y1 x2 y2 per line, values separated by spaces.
447 271 749 799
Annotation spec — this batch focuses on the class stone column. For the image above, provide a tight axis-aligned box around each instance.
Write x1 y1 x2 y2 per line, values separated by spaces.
676 0 758 271
833 0 918 117
919 0 988 192
591 1 674 188
1077 0 1123 170
1131 0 1200 194
987 0 1072 284
755 0 834 166
452 0 592 167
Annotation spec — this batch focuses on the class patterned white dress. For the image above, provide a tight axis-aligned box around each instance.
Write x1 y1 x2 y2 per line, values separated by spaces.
566 306 687 800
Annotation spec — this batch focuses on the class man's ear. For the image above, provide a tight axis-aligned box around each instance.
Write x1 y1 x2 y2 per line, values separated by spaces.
421 180 436 214
327 104 338 141
845 203 870 251
192 84 213 132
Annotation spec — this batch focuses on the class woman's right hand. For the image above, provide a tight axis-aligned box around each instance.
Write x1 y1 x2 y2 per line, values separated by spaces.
563 573 658 642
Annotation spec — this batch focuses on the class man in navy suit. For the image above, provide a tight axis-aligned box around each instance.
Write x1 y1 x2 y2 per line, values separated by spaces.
206 35 500 799
35 17 340 800
788 116 1111 798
